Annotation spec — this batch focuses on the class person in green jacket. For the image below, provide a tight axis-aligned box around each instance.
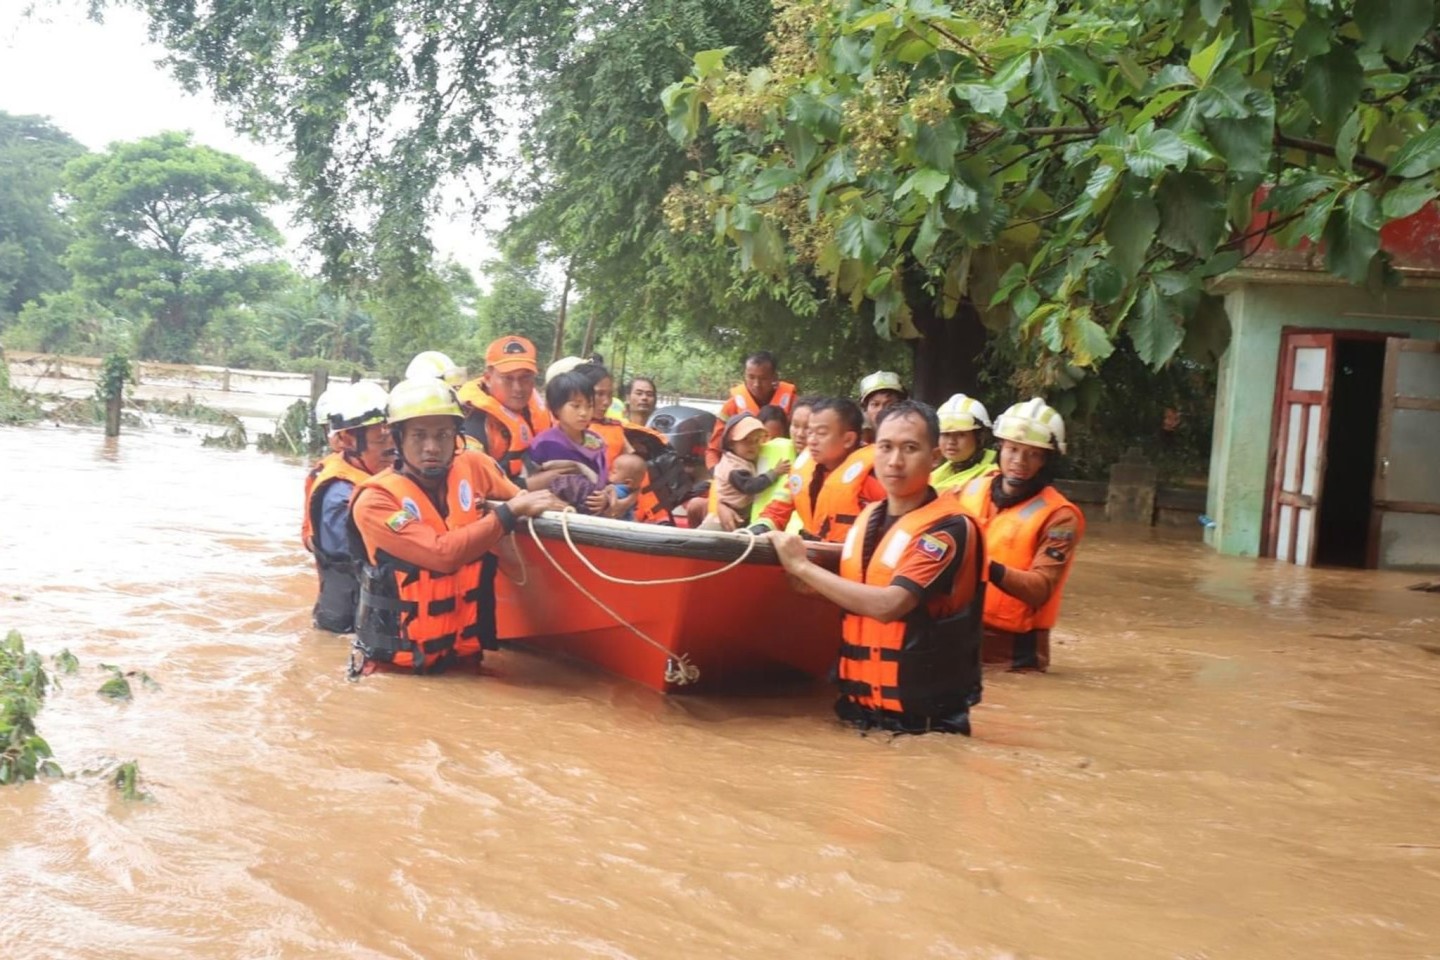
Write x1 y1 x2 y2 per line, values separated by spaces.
930 394 998 491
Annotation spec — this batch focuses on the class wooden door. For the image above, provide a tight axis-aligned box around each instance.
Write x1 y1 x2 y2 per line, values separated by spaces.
1369 339 1440 569
1267 333 1334 565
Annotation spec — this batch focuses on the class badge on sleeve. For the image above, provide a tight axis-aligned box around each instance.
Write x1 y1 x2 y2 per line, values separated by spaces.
458 478 474 511
401 497 422 520
916 533 951 562
386 511 414 532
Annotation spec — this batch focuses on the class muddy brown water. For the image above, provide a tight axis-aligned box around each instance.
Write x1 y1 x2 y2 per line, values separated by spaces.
2 423 1438 959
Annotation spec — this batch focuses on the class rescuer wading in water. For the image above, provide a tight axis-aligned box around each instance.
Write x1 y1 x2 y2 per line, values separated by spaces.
771 401 985 735
951 397 1085 671
347 377 561 675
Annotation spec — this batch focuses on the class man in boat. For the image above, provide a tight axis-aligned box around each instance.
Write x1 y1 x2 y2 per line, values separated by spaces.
455 334 557 485
771 400 985 735
750 397 883 544
705 351 798 469
622 375 658 427
348 377 562 675
306 382 394 633
950 398 1084 672
575 363 674 524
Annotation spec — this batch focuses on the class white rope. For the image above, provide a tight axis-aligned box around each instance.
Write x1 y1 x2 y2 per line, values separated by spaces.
552 509 760 585
522 514 703 685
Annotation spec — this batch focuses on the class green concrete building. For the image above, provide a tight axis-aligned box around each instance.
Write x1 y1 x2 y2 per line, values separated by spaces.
1205 230 1440 570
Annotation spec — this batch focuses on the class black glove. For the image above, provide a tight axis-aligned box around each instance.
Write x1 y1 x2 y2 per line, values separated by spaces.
988 560 1007 584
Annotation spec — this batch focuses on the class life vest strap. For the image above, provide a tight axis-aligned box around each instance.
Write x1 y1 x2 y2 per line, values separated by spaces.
838 642 902 662
426 597 456 616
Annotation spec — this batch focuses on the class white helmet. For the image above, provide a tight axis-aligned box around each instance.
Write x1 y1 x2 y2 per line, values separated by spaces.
545 355 587 382
858 370 908 404
936 394 992 433
993 397 1066 454
314 384 346 428
405 350 466 387
335 381 390 431
386 377 464 424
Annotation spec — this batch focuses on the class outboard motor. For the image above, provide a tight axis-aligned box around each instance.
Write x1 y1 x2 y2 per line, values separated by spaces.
647 405 717 462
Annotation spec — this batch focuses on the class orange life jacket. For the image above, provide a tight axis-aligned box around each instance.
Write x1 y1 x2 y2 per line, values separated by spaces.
955 475 1084 633
835 497 985 728
728 380 798 416
790 445 876 543
301 458 325 551
307 453 373 632
457 383 551 480
347 455 500 672
590 419 675 524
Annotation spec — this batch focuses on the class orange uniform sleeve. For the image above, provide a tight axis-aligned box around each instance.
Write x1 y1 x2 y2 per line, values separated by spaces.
991 505 1082 608
705 395 743 469
889 523 966 598
466 450 522 500
353 486 509 575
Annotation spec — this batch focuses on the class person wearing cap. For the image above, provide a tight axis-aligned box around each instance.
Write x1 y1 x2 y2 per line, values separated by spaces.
702 413 792 531
306 382 394 633
951 397 1084 671
623 376 658 426
931 394 998 492
858 371 909 435
771 401 985 735
752 397 883 544
348 377 563 675
456 335 554 483
705 351 798 469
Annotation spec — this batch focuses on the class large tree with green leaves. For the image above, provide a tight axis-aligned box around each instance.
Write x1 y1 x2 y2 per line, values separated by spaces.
0 113 86 323
662 0 1440 399
62 131 286 361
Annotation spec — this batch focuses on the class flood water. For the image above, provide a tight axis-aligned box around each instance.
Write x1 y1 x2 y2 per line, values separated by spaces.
3 422 1439 959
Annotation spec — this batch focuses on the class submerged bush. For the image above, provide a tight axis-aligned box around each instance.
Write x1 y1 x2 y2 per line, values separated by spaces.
0 630 62 784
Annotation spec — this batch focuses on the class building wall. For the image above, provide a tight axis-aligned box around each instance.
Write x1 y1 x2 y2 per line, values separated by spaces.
1206 277 1440 557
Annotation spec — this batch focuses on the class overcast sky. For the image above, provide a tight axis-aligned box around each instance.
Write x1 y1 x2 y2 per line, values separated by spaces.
0 3 500 273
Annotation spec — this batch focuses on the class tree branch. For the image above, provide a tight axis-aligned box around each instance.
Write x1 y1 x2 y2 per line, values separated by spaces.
1275 132 1389 175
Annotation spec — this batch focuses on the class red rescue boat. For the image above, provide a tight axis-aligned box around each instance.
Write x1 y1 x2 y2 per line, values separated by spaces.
493 512 842 693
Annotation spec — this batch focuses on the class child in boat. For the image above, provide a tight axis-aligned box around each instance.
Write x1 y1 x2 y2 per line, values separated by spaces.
702 414 791 531
531 370 624 517
606 453 648 521
757 404 789 441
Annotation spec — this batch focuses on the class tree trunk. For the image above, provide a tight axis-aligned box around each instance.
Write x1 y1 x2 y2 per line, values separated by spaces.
907 296 989 405
104 393 122 437
580 304 601 359
551 263 572 365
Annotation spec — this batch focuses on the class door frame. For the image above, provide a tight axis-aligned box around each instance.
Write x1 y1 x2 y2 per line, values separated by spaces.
1260 327 1403 563
1367 336 1440 568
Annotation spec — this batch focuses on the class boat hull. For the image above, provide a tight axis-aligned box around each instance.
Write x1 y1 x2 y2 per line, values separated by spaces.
493 515 842 693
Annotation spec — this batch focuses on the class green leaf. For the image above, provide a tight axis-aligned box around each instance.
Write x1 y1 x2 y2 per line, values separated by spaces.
865 268 894 296
788 93 842 140
1355 0 1435 60
1157 172 1226 257
1126 88 1194 133
98 673 133 701
1188 33 1233 84
1049 46 1105 89
1125 124 1188 177
1198 0 1227 27
1381 179 1439 220
1291 17 1332 58
693 48 732 80
1324 189 1382 283
944 179 979 212
895 168 949 201
832 35 868 76
952 83 1007 117
1012 285 1040 322
915 121 961 170
913 203 944 263
1301 46 1363 131
1067 307 1116 367
1105 187 1160 279
784 124 819 171
1041 306 1065 352
1128 279 1186 367
1030 53 1059 110
1086 260 1125 305
1389 127 1440 179
1335 108 1362 173
836 214 892 266
1181 293 1232 365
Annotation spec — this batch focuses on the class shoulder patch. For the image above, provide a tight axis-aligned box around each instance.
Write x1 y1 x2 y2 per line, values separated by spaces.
1047 524 1077 541
916 532 952 562
401 497 421 520
841 460 865 484
458 478 474 511
788 473 803 494
386 511 414 532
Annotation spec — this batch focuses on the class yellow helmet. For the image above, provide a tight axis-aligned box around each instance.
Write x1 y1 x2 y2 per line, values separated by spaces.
386 377 463 424
993 397 1067 454
937 394 992 433
858 370 908 404
335 381 390 431
404 350 466 387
